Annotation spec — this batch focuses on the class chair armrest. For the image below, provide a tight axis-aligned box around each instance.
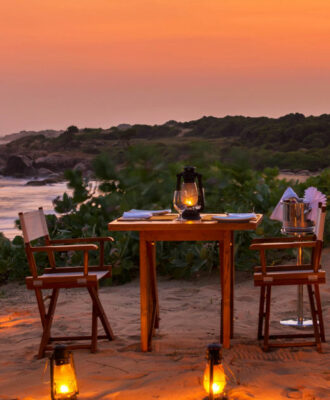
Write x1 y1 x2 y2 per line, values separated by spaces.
50 237 114 244
31 244 98 275
250 241 317 251
31 244 98 252
251 235 315 244
49 237 114 269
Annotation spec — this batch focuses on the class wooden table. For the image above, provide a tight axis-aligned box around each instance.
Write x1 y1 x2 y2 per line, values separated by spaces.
108 214 263 351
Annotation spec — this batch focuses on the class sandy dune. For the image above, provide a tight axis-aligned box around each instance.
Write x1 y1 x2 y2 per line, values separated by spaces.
0 250 329 399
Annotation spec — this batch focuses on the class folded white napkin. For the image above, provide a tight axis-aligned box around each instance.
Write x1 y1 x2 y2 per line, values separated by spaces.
227 213 257 219
129 209 171 215
270 187 299 221
303 187 327 222
122 211 152 219
121 209 171 220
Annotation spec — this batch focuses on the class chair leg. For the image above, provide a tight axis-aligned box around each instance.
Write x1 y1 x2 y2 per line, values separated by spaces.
263 285 271 352
91 302 98 353
88 287 114 341
35 288 47 328
313 285 326 342
258 286 266 340
307 285 322 352
38 288 59 359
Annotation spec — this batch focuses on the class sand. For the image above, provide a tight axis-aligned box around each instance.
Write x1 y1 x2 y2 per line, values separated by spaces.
277 171 321 184
0 250 329 400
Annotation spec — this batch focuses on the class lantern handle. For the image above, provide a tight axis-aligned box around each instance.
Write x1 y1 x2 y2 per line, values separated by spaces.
197 173 205 211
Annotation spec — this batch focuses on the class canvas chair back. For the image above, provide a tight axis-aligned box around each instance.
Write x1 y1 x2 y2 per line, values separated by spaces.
315 203 326 241
19 208 49 243
19 207 55 277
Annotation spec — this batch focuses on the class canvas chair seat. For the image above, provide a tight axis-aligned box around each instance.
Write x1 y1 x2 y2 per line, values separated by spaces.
26 270 109 289
19 207 115 358
254 268 326 286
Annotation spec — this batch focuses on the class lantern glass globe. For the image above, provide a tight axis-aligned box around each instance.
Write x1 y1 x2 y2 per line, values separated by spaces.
203 362 226 396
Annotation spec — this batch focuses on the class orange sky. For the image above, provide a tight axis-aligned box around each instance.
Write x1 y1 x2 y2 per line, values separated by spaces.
1 0 330 134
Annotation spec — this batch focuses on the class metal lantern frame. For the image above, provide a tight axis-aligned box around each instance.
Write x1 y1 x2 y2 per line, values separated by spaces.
176 166 205 220
204 343 227 400
50 345 79 400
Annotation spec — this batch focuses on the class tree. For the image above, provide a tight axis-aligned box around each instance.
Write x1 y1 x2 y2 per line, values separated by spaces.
66 125 79 134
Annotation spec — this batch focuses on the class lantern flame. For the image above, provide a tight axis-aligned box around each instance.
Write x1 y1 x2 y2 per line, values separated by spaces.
59 384 70 394
184 198 194 206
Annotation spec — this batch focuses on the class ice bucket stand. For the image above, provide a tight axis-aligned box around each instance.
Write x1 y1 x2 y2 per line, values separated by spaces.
280 227 314 328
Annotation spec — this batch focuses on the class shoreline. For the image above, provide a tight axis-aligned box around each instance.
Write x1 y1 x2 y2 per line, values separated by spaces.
278 170 321 183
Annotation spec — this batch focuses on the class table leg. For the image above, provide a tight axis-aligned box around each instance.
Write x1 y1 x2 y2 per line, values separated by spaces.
230 231 234 339
147 241 160 330
219 240 224 344
140 233 150 351
220 231 232 349
139 234 159 352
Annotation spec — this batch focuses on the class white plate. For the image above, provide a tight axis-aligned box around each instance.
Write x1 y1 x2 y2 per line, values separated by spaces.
212 215 256 223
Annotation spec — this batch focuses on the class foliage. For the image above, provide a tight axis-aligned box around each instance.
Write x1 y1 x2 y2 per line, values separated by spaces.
66 125 79 134
51 150 330 283
0 234 29 284
1 142 329 285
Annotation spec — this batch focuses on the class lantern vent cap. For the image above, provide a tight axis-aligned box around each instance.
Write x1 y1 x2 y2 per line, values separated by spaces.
206 343 222 365
182 166 197 183
52 344 71 365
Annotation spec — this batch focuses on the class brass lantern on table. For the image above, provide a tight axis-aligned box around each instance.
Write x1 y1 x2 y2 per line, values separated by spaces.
50 345 79 400
176 166 204 220
203 343 227 400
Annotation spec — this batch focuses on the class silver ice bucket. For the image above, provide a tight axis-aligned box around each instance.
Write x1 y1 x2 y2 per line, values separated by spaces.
281 198 314 233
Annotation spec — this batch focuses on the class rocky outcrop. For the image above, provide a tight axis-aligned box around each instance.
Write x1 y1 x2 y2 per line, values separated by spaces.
3 155 36 177
1 152 92 179
25 176 63 186
33 154 82 172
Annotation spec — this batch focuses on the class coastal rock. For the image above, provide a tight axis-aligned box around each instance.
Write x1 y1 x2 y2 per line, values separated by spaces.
3 155 36 177
34 154 81 172
26 176 62 186
37 167 54 177
73 161 90 173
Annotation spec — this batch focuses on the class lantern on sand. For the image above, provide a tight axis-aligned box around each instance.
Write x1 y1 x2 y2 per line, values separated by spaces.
175 166 204 220
50 345 79 400
203 343 226 400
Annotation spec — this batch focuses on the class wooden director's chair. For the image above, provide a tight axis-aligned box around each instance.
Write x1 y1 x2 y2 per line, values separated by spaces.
19 207 115 358
250 203 327 351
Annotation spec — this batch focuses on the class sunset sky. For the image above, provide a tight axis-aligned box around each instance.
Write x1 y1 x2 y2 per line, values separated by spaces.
1 0 330 135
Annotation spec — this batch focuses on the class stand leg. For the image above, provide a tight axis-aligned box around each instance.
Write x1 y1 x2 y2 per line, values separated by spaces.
280 245 313 328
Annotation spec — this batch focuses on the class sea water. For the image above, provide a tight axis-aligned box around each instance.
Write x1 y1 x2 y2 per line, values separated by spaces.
0 176 71 239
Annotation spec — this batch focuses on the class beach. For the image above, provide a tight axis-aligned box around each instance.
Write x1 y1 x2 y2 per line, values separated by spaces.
0 249 329 399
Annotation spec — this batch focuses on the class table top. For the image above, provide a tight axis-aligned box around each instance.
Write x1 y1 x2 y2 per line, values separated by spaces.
108 213 263 232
